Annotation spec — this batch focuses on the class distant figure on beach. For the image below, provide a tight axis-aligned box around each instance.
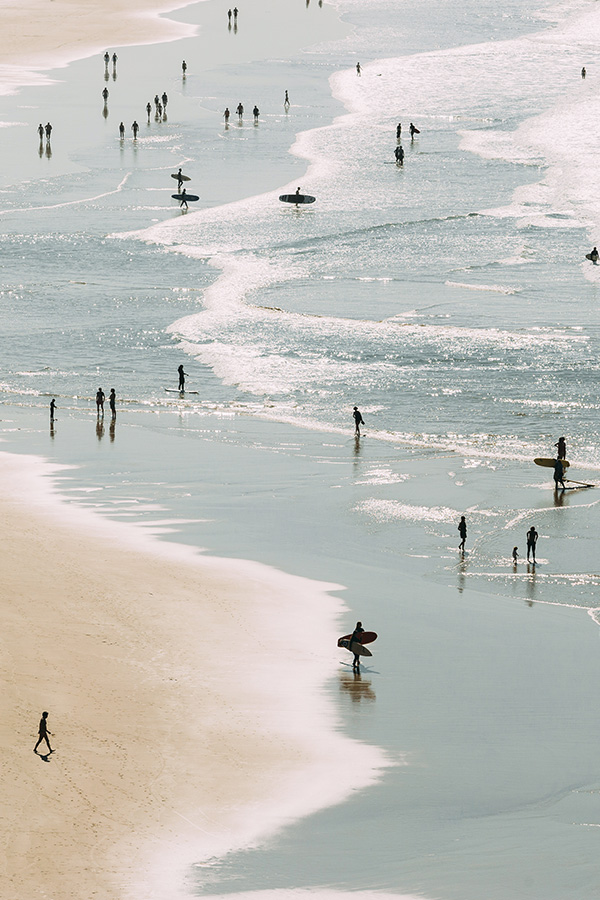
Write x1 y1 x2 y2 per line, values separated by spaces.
178 364 188 390
284 90 290 108
458 515 467 552
233 6 238 18
553 458 565 490
162 92 168 109
132 120 139 138
236 102 244 119
356 62 361 76
395 144 404 164
176 168 184 191
45 122 52 141
154 94 160 110
396 123 402 140
119 122 125 138
179 188 189 210
182 60 187 75
588 246 598 263
112 53 118 66
109 388 116 416
555 436 566 459
96 387 105 416
228 7 232 21
353 405 364 436
157 102 163 117
582 66 586 78
409 122 418 139
104 51 110 66
146 102 152 120
512 546 518 563
37 123 44 141
50 398 56 422
34 711 53 754
253 105 259 122
102 87 109 103
526 525 538 562
224 107 230 123
350 621 365 669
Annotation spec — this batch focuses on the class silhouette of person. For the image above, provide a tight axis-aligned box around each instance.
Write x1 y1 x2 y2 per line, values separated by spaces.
253 105 259 122
458 515 467 552
526 525 538 562
409 122 418 138
589 247 599 262
582 66 586 78
356 62 361 75
179 188 189 209
236 102 244 118
96 387 105 415
146 102 152 120
353 405 364 436
284 90 290 107
555 436 566 459
157 102 163 117
34 711 53 754
119 122 125 138
50 398 56 422
162 92 168 109
37 123 44 141
394 144 404 164
104 51 110 65
349 621 365 670
176 168 184 191
224 107 230 123
109 388 116 416
228 8 232 21
182 60 187 75
178 364 188 390
102 87 109 102
512 546 518 562
553 458 565 490
45 122 52 140
132 120 139 138
233 6 238 17
396 122 401 140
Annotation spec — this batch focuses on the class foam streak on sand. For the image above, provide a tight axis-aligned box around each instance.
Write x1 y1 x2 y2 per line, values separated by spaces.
0 450 388 900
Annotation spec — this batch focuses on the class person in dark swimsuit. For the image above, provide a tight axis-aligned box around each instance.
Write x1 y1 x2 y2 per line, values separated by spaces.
349 621 365 669
178 365 188 390
526 525 538 562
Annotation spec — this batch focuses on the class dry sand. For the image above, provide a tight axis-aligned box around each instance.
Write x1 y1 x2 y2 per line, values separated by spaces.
0 451 384 899
0 0 195 75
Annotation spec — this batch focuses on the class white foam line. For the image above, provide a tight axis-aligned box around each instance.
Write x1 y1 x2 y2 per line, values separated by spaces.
0 172 131 215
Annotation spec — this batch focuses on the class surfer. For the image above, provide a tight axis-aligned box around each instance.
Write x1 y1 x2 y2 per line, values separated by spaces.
176 168 184 191
33 711 53 754
96 387 105 416
104 51 110 66
409 122 418 139
132 120 139 138
396 122 402 140
356 62 361 76
109 388 116 417
394 145 404 164
526 525 538 563
555 436 566 459
458 515 467 552
178 365 188 391
350 621 365 669
236 102 244 119
253 105 260 122
553 457 566 490
353 405 365 436
119 122 125 139
179 188 189 210
589 247 598 263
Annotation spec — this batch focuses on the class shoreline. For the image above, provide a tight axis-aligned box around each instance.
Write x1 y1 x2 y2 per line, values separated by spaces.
0 448 387 900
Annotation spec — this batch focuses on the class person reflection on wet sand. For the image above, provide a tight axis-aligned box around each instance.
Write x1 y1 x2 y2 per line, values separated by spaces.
457 553 467 594
339 670 376 703
525 563 537 606
109 417 116 443
96 418 105 440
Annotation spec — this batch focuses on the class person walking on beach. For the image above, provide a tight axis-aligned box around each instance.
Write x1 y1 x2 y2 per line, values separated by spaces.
349 621 365 670
526 525 538 563
37 123 44 141
555 436 566 459
112 52 118 66
34 711 53 754
396 122 402 140
228 8 232 23
179 188 189 210
409 122 418 138
50 398 56 422
233 6 238 19
178 364 188 391
458 515 467 553
45 123 52 141
512 546 518 563
119 122 125 139
109 388 116 417
395 144 404 164
102 87 109 103
356 62 361 76
96 387 105 416
146 102 152 121
162 92 168 110
253 105 260 122
582 66 586 78
176 168 184 191
236 102 244 119
553 457 566 490
182 60 187 75
284 90 290 108
353 405 364 436
224 107 230 124
132 120 139 139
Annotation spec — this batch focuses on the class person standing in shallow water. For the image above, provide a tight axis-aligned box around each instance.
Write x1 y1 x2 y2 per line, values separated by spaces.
109 388 116 416
458 515 467 552
50 398 56 422
96 387 105 416
555 436 566 459
356 62 361 76
132 120 139 138
34 711 53 754
353 406 364 436
119 122 125 139
526 525 538 563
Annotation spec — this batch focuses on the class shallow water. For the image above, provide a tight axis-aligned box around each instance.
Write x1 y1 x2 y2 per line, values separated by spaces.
3 0 600 898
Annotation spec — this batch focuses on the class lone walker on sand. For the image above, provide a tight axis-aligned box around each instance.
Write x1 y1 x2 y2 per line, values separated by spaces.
34 711 53 754
353 405 364 436
458 515 467 552
526 525 538 563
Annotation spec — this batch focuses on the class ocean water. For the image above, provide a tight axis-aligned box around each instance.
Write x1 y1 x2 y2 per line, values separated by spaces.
3 0 600 898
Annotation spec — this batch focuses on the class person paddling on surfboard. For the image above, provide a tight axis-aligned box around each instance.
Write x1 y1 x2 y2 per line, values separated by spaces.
350 621 365 670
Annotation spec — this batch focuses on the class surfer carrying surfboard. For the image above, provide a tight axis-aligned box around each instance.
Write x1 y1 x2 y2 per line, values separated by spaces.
589 247 599 263
353 405 364 436
409 122 419 139
350 621 365 669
